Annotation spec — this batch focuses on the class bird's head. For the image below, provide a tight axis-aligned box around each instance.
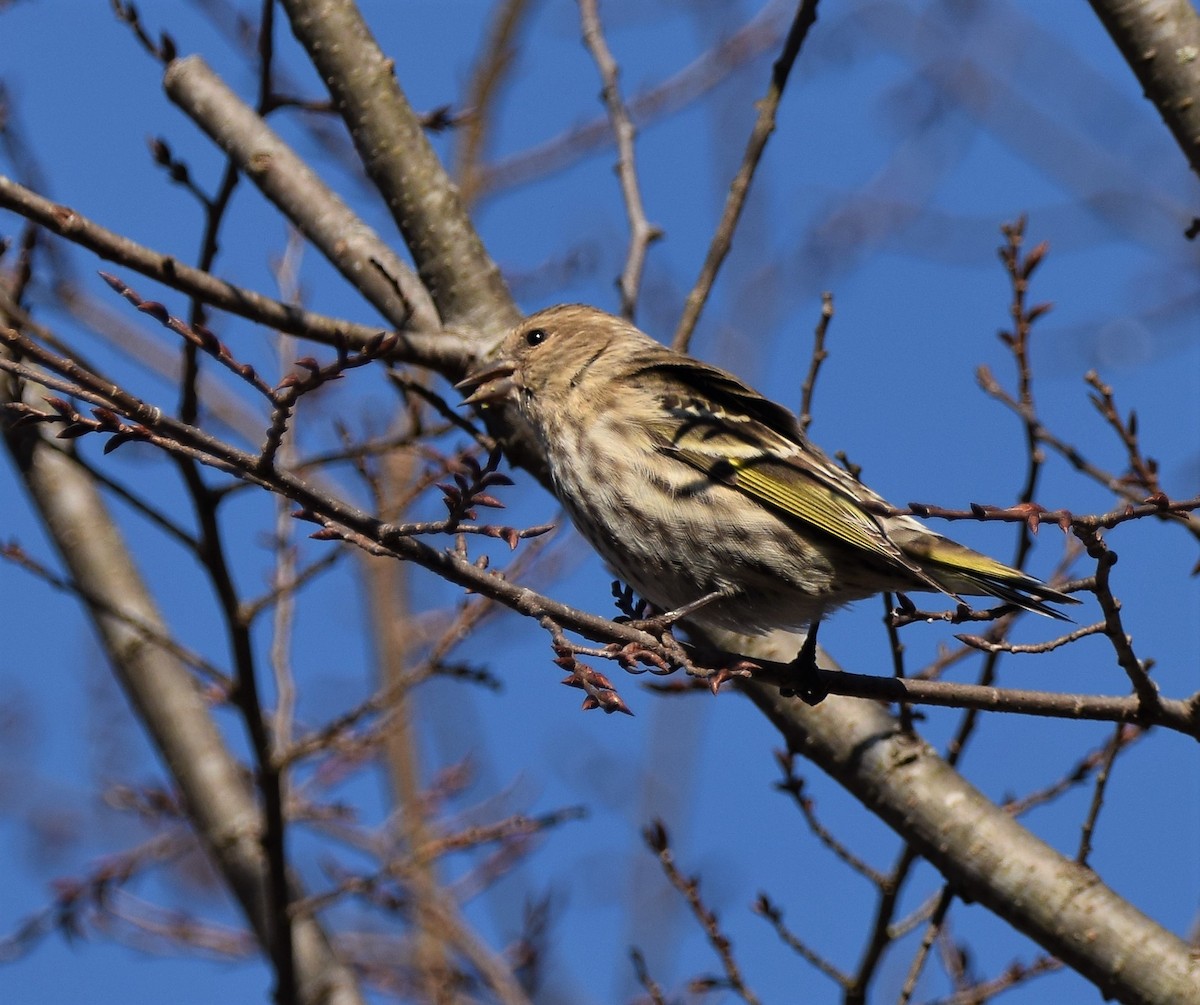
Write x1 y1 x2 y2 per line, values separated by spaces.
456 304 652 412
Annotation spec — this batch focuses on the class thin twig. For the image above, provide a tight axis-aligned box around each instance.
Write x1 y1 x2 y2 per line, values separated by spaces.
774 753 887 885
1004 725 1141 818
673 0 821 351
629 948 668 1005
846 843 920 1002
477 0 793 198
457 0 533 205
927 956 1063 1005
898 885 954 1005
1076 721 1125 865
578 0 663 319
798 291 832 433
0 174 462 366
944 219 1053 770
753 893 850 989
0 540 231 691
957 621 1105 654
882 591 915 733
644 821 760 1005
1074 525 1160 708
1085 368 1161 493
976 365 1200 540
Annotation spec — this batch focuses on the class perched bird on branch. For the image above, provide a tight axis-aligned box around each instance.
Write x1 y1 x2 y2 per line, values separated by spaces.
459 305 1077 694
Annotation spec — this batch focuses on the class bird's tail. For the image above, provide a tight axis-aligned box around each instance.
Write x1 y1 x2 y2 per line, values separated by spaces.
892 527 1080 620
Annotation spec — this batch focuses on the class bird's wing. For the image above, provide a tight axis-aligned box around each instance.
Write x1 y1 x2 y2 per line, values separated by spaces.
638 359 946 590
635 356 1076 618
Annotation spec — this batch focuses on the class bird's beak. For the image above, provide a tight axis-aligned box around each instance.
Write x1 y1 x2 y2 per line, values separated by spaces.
456 359 517 407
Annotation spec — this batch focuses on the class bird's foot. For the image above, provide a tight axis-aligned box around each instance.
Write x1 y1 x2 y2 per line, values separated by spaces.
780 623 828 705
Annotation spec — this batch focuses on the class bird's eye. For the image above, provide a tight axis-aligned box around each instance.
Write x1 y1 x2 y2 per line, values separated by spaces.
524 327 549 347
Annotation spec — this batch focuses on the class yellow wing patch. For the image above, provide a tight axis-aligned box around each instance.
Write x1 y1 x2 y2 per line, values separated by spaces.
667 441 897 562
729 460 888 556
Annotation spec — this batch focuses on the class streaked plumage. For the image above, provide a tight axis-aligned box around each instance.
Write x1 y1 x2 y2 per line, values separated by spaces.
458 305 1077 637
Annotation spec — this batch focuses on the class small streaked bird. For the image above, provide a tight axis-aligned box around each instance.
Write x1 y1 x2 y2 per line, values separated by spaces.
458 305 1077 684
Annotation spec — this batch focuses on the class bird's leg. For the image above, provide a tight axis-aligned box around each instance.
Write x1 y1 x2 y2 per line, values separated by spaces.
782 619 828 705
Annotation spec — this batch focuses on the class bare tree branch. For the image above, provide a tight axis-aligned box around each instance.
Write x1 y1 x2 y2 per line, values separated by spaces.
0 175 466 371
0 339 365 1005
1088 0 1200 185
474 0 793 199
162 55 439 332
456 0 534 207
278 0 518 336
673 0 821 351
740 669 1200 1005
578 0 663 319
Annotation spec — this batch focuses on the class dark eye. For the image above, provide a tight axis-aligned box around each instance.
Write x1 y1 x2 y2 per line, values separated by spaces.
524 327 548 347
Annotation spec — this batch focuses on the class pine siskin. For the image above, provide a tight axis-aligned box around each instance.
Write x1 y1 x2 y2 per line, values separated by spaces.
458 305 1077 652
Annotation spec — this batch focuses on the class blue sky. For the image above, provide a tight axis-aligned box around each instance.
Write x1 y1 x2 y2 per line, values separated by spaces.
1 1 1198 1003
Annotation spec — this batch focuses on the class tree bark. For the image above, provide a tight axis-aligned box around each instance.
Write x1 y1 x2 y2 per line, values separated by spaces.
1089 0 1200 183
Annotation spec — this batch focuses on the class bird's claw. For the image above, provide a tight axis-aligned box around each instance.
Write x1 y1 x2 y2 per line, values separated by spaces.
779 624 828 705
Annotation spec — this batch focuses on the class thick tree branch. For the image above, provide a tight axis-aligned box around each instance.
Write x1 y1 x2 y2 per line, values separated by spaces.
1089 0 1200 185
738 668 1200 1005
0 175 467 373
0 343 364 1005
279 0 518 337
162 55 439 332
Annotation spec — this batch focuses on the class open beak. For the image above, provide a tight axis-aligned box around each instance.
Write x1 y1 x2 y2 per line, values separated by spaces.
455 359 517 407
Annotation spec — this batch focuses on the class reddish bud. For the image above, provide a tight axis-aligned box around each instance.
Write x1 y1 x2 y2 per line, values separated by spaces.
137 300 170 323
